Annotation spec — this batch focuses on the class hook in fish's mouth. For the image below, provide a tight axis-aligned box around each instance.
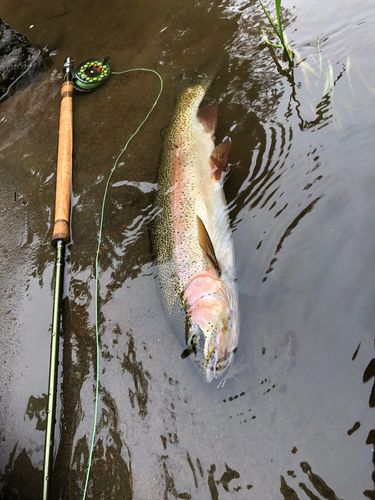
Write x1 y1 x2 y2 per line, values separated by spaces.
184 311 238 382
205 334 236 382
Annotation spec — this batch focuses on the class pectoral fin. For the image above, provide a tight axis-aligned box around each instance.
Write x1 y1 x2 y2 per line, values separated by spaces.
196 215 221 275
209 138 231 181
197 100 218 135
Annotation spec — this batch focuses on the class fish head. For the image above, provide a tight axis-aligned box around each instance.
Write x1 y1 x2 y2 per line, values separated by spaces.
184 272 239 382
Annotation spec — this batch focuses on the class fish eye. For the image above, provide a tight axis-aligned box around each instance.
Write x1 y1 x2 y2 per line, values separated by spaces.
188 327 205 353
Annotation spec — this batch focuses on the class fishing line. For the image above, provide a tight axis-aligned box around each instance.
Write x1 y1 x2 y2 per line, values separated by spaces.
82 67 163 500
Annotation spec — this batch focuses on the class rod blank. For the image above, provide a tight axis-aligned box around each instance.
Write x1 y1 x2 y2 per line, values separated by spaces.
43 240 64 500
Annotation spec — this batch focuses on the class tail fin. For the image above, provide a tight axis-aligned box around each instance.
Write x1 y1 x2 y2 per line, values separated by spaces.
176 57 221 98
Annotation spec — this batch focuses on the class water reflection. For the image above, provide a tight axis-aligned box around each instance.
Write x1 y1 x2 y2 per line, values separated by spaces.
0 445 42 500
364 356 375 499
75 389 132 500
25 395 48 432
121 328 151 419
156 453 244 499
51 300 134 499
218 463 240 493
263 194 322 280
52 297 89 499
280 461 343 500
347 421 360 436
363 358 375 408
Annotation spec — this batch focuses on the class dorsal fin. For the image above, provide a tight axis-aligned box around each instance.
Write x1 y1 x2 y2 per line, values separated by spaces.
209 138 231 181
196 215 221 275
197 100 218 135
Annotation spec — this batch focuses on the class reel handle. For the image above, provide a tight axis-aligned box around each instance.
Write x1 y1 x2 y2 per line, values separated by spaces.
51 58 74 246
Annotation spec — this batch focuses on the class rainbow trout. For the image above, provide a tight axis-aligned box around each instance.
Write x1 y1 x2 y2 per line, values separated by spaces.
150 59 239 382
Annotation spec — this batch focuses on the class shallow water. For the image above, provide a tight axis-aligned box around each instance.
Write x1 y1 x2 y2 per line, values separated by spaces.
1 0 375 499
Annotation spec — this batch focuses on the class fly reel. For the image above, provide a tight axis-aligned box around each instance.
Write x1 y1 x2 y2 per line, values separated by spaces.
73 57 112 92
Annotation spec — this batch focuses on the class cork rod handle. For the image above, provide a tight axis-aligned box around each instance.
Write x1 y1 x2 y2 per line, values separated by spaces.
51 80 74 246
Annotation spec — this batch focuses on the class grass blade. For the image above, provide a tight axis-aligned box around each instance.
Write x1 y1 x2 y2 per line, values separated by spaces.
258 0 281 39
260 26 283 48
258 0 293 68
357 67 375 94
328 61 334 94
300 60 319 77
322 70 329 97
317 36 323 77
275 0 284 45
337 96 355 111
345 56 356 105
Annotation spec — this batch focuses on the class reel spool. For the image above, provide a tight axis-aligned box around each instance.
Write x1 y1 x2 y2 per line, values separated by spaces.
74 57 112 92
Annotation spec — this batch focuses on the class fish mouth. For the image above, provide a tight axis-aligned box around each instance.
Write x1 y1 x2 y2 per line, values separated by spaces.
184 279 239 383
205 332 233 382
186 327 233 382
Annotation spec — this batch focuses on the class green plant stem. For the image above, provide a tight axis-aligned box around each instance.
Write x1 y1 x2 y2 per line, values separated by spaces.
258 0 293 68
258 0 281 39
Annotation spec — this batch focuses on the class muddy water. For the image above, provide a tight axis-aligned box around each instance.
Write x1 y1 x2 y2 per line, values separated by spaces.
1 0 375 499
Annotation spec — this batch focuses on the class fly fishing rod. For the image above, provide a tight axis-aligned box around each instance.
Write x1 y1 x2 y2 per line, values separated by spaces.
43 56 74 500
43 55 112 500
43 55 162 500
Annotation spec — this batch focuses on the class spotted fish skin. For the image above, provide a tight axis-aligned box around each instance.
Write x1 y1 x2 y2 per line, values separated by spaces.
150 59 239 382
